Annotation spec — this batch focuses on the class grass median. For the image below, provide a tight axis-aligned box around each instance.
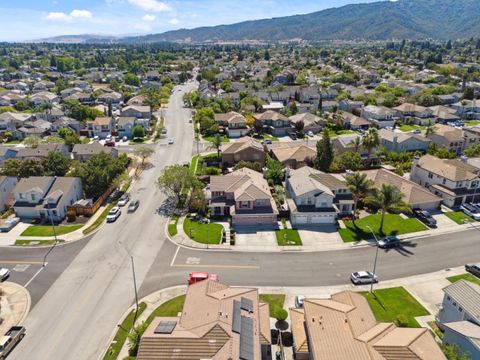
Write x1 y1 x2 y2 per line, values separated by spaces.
168 214 179 237
15 239 65 246
447 273 480 285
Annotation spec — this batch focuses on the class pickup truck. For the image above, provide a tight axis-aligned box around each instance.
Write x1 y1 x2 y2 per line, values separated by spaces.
0 326 25 359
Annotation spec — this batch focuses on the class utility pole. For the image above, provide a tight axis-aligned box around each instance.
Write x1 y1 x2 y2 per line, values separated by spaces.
131 256 139 324
366 225 380 295
43 209 59 267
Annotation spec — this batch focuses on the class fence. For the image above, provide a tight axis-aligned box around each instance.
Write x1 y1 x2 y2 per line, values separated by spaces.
67 186 114 217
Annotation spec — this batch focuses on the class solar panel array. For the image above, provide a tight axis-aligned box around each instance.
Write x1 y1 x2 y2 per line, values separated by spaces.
239 316 254 360
241 297 254 312
232 300 242 333
154 321 177 334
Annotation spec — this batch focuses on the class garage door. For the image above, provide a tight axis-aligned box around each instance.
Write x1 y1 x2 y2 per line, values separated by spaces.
293 215 308 225
310 214 335 224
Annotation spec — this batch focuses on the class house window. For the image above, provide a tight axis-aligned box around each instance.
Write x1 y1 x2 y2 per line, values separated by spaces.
453 302 457 306
442 178 447 185
31 194 36 201
428 172 433 179
447 296 451 301
19 193 25 200
321 202 328 207
459 307 463 312
240 201 249 208
307 198 313 205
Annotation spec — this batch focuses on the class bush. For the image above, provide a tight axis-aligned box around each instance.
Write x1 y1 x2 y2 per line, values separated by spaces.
275 308 288 322
66 211 76 223
394 314 409 328
204 167 221 175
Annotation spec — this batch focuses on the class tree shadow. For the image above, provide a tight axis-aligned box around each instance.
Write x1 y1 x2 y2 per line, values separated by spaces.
275 320 289 331
281 331 293 347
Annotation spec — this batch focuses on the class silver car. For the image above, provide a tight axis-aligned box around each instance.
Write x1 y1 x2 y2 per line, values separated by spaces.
351 271 378 285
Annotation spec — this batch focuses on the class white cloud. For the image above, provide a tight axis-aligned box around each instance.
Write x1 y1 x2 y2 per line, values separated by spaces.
45 9 92 22
45 12 71 21
169 18 179 25
70 10 93 19
142 14 156 21
127 0 171 12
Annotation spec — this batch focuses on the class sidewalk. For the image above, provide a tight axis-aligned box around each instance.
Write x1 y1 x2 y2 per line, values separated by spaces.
0 282 31 334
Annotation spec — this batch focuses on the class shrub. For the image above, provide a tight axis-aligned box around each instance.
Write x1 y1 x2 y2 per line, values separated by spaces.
275 308 288 322
66 211 76 223
394 314 409 328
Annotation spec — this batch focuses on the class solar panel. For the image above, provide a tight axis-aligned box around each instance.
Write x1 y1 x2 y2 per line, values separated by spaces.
239 316 254 360
154 321 177 334
232 300 241 333
241 297 254 312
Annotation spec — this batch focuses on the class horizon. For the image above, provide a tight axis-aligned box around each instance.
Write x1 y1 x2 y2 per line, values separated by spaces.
1 0 380 42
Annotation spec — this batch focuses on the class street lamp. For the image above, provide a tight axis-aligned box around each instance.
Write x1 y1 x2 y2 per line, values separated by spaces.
43 209 59 267
366 225 380 295
131 256 139 325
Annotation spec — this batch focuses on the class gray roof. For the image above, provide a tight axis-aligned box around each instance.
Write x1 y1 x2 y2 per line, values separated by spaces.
443 321 480 348
13 176 53 194
72 142 114 156
443 280 480 320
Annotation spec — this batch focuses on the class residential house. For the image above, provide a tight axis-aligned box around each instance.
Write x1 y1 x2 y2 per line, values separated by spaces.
209 167 278 226
362 105 397 128
339 111 371 130
97 91 123 106
332 134 379 165
271 144 316 169
438 93 460 105
0 112 33 139
463 127 480 149
17 120 52 139
0 91 26 106
214 112 249 138
137 280 271 360
379 129 431 152
120 105 152 120
86 117 115 139
339 99 364 112
0 176 18 211
427 124 465 155
254 111 292 137
410 155 480 207
452 100 480 120
220 137 265 168
116 117 149 139
64 91 95 104
443 321 480 360
16 143 69 161
286 167 354 225
145 70 160 82
289 113 322 134
290 290 446 360
29 91 59 106
430 105 461 124
72 142 118 162
50 116 83 134
393 103 434 126
0 146 18 165
12 176 83 221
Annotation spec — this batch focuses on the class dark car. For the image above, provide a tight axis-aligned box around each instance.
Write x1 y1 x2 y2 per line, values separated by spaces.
465 263 480 278
377 236 400 249
413 209 437 227
289 133 297 140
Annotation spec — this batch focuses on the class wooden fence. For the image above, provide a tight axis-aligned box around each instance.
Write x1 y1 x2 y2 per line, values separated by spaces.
67 186 114 217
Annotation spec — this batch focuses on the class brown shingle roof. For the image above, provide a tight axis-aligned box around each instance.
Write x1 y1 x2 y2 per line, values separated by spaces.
220 137 263 154
417 155 479 181
254 110 289 122
271 145 316 164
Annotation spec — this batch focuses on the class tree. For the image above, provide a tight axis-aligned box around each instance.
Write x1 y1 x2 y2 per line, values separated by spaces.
24 135 41 148
125 73 141 86
314 128 334 171
189 188 207 214
133 146 154 167
441 344 471 360
127 322 148 357
361 128 380 166
42 151 71 176
345 172 374 223
365 184 411 234
253 119 264 134
335 152 363 172
18 159 44 178
132 125 145 139
350 136 362 152
1 159 22 177
156 165 196 206
294 120 304 133
233 161 262 172
220 80 232 92
265 156 283 185
212 134 222 158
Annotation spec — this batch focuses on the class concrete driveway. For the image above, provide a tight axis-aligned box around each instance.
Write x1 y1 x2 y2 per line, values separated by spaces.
234 225 278 251
297 225 343 250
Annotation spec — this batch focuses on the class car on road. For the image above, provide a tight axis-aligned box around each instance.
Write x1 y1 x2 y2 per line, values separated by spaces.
168 138 174 144
117 194 129 207
295 295 305 308
460 203 480 220
0 268 10 282
410 129 422 134
0 326 25 359
465 263 480 277
128 200 140 213
413 209 437 227
377 236 400 249
188 272 219 285
106 207 121 223
350 271 378 285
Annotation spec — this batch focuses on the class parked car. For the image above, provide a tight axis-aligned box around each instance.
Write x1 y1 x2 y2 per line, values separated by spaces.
188 272 219 285
289 133 297 140
377 236 400 249
122 136 128 142
410 129 422 134
161 128 167 134
465 263 480 277
168 138 174 144
307 131 314 137
413 209 437 227
117 194 129 207
104 140 115 147
109 189 121 201
460 203 480 220
295 295 305 308
128 200 140 213
0 326 25 359
262 139 272 145
0 267 10 282
106 207 121 223
0 217 20 233
350 271 378 285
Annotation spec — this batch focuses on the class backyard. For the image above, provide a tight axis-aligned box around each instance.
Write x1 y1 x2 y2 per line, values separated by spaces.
183 217 224 244
339 214 427 242
275 229 302 246
21 224 83 237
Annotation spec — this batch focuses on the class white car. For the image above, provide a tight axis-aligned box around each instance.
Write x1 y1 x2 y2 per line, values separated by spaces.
168 138 174 144
307 131 314 137
0 267 10 281
350 271 378 285
106 207 121 223
295 295 305 308
117 194 129 207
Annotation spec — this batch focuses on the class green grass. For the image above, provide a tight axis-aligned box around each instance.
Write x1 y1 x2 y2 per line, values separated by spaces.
15 239 65 246
144 295 186 328
183 217 223 244
168 214 179 237
328 129 355 137
466 120 480 126
103 302 147 360
447 273 480 286
4 139 22 145
253 134 279 141
362 287 430 328
444 211 474 225
259 294 286 319
204 135 230 143
21 224 83 237
398 124 425 132
275 229 302 246
339 214 427 243
190 155 199 174
83 203 115 235
81 137 91 144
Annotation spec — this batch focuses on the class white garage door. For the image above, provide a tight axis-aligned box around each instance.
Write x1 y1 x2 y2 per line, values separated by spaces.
310 214 335 224
294 215 308 225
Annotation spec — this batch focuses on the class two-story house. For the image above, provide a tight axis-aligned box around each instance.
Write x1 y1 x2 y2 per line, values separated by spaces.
393 103 434 126
285 166 354 225
15 143 69 161
12 176 83 222
427 124 466 155
0 112 33 139
214 112 249 138
0 176 18 211
209 168 278 226
72 142 118 162
120 105 152 120
410 155 480 207
86 117 116 139
116 117 149 139
379 129 431 153
254 111 292 137
271 144 316 169
221 138 265 168
289 113 323 134
362 105 397 128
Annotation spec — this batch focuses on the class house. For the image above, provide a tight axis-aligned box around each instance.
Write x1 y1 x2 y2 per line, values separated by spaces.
271 144 316 169
451 100 480 120
12 176 83 222
214 112 249 138
332 134 379 164
410 155 480 207
443 321 480 360
116 117 150 139
339 99 364 112
286 167 354 225
290 290 446 360
145 70 160 82
29 91 58 106
430 105 461 124
393 103 434 125
51 116 83 134
64 91 95 104
0 112 33 138
362 105 397 128
86 117 115 139
16 143 69 161
379 129 431 152
0 176 18 211
120 105 151 120
254 111 292 137
361 168 441 210
137 280 271 360
221 138 265 168
17 120 52 139
97 91 123 106
0 146 18 165
339 111 371 130
427 124 465 155
289 113 322 134
72 142 118 162
209 167 278 226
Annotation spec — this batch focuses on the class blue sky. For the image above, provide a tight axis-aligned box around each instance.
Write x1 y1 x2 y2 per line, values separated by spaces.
0 0 379 41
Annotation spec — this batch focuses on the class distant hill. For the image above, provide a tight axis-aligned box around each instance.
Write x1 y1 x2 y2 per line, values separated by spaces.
33 34 119 44
123 0 480 43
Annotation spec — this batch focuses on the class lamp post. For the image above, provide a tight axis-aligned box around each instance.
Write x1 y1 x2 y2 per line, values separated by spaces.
42 209 59 267
366 225 380 295
131 256 139 324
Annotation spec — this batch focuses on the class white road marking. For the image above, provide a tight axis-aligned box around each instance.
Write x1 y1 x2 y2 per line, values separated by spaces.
186 257 201 265
170 246 180 267
24 266 45 288
13 264 30 272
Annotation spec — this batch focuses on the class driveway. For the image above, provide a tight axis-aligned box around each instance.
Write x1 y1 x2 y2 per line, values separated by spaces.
234 225 278 251
297 225 343 250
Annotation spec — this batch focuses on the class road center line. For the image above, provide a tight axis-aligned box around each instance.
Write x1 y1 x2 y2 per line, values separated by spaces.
24 266 45 288
172 264 260 269
170 246 180 267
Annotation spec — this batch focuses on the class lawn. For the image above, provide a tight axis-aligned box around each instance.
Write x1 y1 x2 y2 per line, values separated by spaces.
398 124 425 132
103 302 147 360
190 155 199 174
168 214 179 237
466 120 480 126
447 273 480 286
204 135 230 143
259 294 286 319
21 224 83 237
183 217 223 244
339 214 427 243
362 287 430 328
276 229 302 246
444 211 474 225
328 129 355 137
83 203 115 235
15 239 65 246
144 295 186 328
253 134 279 141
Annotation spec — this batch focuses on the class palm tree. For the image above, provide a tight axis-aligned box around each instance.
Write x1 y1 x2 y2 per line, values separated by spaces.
345 172 374 223
350 136 362 153
212 134 222 158
361 128 380 166
365 184 411 235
